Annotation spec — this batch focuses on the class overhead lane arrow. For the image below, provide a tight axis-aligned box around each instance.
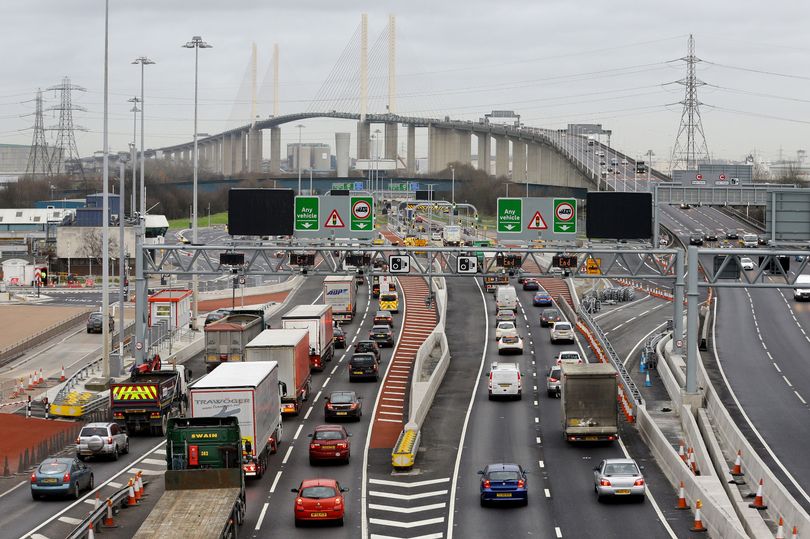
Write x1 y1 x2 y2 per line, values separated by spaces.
504 224 515 230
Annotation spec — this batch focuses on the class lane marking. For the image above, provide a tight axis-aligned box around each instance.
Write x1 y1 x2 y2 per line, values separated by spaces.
303 406 313 420
282 445 294 465
269 470 282 493
255 502 270 530
536 436 542 444
293 424 304 441
555 527 563 538
538 460 545 468
0 481 25 499
783 375 793 387
544 488 551 498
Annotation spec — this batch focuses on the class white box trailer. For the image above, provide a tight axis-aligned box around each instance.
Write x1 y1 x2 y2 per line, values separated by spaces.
246 329 311 415
189 361 282 479
282 304 335 371
323 275 356 322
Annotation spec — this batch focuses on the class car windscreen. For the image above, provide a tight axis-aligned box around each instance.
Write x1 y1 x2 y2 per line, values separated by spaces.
487 470 520 481
542 310 559 317
559 353 579 360
497 323 514 330
80 427 108 437
603 463 639 475
371 326 389 333
313 430 344 441
492 370 517 382
554 323 571 331
40 461 69 474
330 393 355 404
356 342 375 352
301 486 336 499
380 294 396 301
351 355 376 367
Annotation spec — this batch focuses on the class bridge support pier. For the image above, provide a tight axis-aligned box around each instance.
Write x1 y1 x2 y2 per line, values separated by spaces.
224 134 235 177
406 125 416 174
248 128 262 173
238 130 248 174
512 139 526 183
336 132 350 177
384 123 398 161
495 135 509 178
357 122 370 160
455 130 471 167
527 143 541 183
477 133 491 174
213 139 221 174
270 127 281 175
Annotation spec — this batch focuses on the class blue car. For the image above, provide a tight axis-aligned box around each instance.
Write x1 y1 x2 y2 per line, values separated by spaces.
533 291 553 307
478 463 528 506
30 457 94 500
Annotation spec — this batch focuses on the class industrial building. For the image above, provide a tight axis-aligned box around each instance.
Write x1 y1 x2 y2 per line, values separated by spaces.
287 143 332 171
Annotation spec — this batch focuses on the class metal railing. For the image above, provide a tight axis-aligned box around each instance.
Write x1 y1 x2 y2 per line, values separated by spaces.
66 477 150 539
577 306 644 407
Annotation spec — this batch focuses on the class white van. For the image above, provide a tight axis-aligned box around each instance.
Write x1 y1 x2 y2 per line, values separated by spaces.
794 274 810 301
742 233 758 248
488 362 522 400
496 286 518 311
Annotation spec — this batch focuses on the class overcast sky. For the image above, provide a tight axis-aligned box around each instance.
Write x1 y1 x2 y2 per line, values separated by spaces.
2 0 810 168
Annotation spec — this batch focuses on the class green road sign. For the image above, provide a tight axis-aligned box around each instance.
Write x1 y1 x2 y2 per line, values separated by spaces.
350 196 373 231
295 196 320 231
553 198 577 234
497 198 522 233
332 182 352 191
390 182 409 191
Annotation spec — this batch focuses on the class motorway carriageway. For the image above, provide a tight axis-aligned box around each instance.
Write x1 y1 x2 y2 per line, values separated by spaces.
661 204 810 513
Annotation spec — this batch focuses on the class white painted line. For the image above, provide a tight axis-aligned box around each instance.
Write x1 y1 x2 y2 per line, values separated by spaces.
555 526 563 538
369 477 450 488
282 445 294 465
127 467 163 476
382 396 405 402
544 488 551 498
331 365 339 375
153 449 166 455
269 470 282 493
536 436 542 444
0 481 25 499
783 375 793 387
255 502 270 530
377 418 402 423
795 391 807 405
385 390 406 396
303 406 313 420
534 417 539 423
369 517 445 529
140 458 166 466
538 460 545 468
58 516 84 525
107 481 122 489
293 424 304 441
774 363 782 373
368 502 447 513
533 400 538 406
380 404 403 409
313 390 322 403
370 489 449 500
379 411 401 416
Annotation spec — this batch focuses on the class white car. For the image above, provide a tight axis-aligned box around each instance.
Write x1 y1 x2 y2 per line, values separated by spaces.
496 321 517 340
549 322 575 344
555 350 583 365
497 332 524 355
431 231 442 241
740 257 755 271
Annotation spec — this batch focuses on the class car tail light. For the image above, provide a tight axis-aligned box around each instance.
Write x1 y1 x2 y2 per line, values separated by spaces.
63 473 71 483
326 403 334 410
219 354 228 360
296 497 303 505
310 443 318 450
634 478 645 486
337 442 348 449
517 479 525 488
30 472 36 483
599 479 611 487
349 402 359 409
113 412 124 419
107 437 113 444
75 436 81 444
483 480 491 488
548 377 558 383
335 497 342 506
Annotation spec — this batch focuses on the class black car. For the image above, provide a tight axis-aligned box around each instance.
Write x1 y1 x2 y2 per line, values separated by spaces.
349 354 379 382
324 390 362 421
705 230 718 241
369 325 394 347
354 340 381 363
539 308 562 327
522 279 540 291
688 232 704 246
333 326 346 349
86 312 114 334
373 310 394 327
204 309 229 326
757 235 769 246
725 230 739 240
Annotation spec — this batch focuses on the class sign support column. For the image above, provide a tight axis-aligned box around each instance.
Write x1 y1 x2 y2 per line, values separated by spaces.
685 245 699 394
673 248 685 355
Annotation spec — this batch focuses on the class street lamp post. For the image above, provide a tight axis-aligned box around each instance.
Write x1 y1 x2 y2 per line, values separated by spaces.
295 124 305 194
132 57 154 218
449 164 455 225
183 36 212 330
127 97 140 218
374 128 381 204
647 149 655 188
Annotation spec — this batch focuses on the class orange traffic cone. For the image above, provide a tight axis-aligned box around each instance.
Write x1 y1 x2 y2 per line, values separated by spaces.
93 492 100 511
27 373 34 389
675 481 689 510
776 517 786 539
749 479 768 510
126 479 137 506
691 499 707 532
87 522 95 539
136 471 144 498
730 450 743 476
791 525 798 539
133 475 142 501
103 498 117 528
688 449 698 474
37 369 44 384
678 440 687 462
59 365 66 382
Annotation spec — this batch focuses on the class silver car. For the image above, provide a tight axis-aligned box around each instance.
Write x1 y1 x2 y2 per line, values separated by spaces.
593 458 646 501
76 422 129 461
549 322 575 344
546 365 561 397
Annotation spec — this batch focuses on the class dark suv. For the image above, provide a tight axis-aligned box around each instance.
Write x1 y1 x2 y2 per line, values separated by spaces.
86 312 114 334
369 325 394 347
349 354 379 382
354 340 381 363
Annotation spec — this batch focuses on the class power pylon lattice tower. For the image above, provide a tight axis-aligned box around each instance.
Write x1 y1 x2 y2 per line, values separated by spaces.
25 89 52 178
670 34 710 171
47 77 87 179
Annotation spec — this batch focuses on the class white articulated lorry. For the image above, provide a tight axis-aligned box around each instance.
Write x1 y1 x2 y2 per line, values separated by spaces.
282 304 335 371
189 361 282 479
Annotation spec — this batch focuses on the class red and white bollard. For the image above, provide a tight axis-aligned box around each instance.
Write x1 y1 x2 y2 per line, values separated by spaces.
59 365 66 383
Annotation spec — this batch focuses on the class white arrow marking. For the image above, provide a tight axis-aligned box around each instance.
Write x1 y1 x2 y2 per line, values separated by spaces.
356 223 368 229
369 517 445 529
369 477 450 488
370 534 443 539
368 502 446 513
503 224 515 230
300 222 312 229
369 489 448 500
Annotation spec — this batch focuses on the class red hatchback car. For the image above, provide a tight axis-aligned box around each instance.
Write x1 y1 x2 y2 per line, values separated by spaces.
292 478 349 526
308 425 351 465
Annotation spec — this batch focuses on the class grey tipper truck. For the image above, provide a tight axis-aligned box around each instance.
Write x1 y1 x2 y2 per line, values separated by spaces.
560 363 618 442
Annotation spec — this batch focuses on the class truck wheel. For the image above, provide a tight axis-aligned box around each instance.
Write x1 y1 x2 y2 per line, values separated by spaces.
157 416 168 437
